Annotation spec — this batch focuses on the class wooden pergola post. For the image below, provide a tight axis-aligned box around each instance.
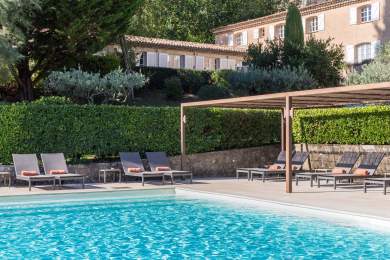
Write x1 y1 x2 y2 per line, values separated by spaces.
285 96 293 193
180 105 186 170
281 108 286 151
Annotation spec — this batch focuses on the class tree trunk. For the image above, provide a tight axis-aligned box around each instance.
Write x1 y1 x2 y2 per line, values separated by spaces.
16 58 34 101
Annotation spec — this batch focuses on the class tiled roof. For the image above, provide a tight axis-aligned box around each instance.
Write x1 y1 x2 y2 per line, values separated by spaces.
212 0 370 34
124 35 246 56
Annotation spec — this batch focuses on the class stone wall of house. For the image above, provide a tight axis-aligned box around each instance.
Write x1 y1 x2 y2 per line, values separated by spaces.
295 144 390 174
68 145 281 182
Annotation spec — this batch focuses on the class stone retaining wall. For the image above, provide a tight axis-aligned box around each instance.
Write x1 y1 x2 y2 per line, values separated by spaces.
69 145 280 182
295 144 390 174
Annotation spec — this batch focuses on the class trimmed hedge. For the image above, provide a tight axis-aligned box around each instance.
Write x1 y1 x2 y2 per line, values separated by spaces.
0 104 280 163
293 105 390 145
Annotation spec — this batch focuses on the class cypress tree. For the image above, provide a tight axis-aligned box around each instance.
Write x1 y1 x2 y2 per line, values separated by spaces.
284 3 304 48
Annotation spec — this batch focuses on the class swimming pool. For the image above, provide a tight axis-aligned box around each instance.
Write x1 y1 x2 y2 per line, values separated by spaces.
0 189 389 259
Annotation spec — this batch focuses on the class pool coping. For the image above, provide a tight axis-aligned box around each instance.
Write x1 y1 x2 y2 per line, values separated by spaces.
176 187 390 232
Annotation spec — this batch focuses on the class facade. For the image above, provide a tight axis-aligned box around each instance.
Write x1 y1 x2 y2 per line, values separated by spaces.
105 35 246 71
213 0 389 66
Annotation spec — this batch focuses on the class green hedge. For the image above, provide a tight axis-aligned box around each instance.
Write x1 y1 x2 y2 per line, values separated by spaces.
0 104 280 163
293 105 390 145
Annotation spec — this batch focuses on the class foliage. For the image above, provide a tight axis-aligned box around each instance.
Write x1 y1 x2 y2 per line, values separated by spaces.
293 105 390 145
44 68 147 104
75 54 122 75
177 70 210 94
164 77 183 100
0 104 281 163
212 67 317 95
4 0 143 100
245 38 344 87
347 42 390 85
128 0 296 43
197 85 231 100
32 96 73 105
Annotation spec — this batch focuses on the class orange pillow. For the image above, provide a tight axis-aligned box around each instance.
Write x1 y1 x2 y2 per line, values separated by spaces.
49 170 66 175
331 168 346 174
128 167 142 173
354 168 369 176
21 170 38 176
156 166 171 171
268 164 281 171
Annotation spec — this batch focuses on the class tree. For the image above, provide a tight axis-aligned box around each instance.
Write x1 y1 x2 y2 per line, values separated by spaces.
283 3 304 67
4 0 143 100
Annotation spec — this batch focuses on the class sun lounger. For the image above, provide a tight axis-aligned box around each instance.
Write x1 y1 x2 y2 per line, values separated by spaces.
13 154 55 191
41 153 85 189
364 177 390 195
146 152 193 184
317 152 385 189
296 152 359 187
236 151 289 180
120 152 165 186
251 151 309 182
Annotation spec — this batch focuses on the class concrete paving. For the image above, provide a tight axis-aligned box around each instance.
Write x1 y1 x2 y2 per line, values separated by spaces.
0 178 388 218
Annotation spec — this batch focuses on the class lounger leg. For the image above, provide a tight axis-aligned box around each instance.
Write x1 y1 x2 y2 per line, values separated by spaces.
318 179 321 188
364 182 367 193
142 175 145 186
384 184 387 195
310 176 314 187
334 178 337 190
82 177 85 189
262 172 265 182
296 176 299 186
29 180 31 192
53 179 56 190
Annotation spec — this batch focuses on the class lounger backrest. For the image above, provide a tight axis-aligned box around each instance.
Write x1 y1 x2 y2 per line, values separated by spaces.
292 152 309 170
12 154 41 176
357 152 385 175
146 152 170 172
119 152 145 173
334 152 360 173
41 153 69 175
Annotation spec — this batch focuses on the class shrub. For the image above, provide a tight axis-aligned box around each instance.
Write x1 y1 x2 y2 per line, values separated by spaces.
347 42 390 85
32 96 73 105
164 77 183 100
197 85 231 100
77 54 122 75
293 105 390 145
0 104 281 163
44 68 147 104
177 70 210 94
137 67 178 89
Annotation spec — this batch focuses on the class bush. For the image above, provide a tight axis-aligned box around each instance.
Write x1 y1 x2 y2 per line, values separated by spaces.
137 67 178 89
165 77 183 100
68 54 122 75
293 105 390 145
32 96 73 105
177 70 210 94
197 85 231 100
347 42 390 85
44 68 147 104
0 104 281 163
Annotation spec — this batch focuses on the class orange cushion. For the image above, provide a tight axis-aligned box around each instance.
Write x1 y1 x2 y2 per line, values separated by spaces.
156 166 171 171
49 170 66 175
128 167 142 173
354 168 369 176
331 168 346 174
292 165 301 171
21 170 38 177
268 164 281 171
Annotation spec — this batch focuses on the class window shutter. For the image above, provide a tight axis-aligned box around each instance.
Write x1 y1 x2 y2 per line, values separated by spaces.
220 58 228 69
302 17 306 34
318 14 325 31
195 56 204 70
349 7 357 25
372 2 380 21
227 33 233 46
242 31 248 45
253 29 259 39
185 55 194 69
158 53 168 68
346 45 355 64
146 52 157 67
268 26 274 40
371 40 381 59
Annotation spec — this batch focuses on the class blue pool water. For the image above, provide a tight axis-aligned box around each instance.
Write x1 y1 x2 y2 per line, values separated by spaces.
0 191 389 259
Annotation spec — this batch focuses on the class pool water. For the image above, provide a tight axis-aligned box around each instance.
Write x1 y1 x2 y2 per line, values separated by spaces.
0 191 389 259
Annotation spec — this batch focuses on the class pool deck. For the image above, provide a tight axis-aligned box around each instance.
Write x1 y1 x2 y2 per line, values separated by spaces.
0 178 389 218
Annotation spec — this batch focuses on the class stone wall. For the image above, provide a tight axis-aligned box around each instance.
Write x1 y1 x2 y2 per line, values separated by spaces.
69 145 281 182
295 144 390 174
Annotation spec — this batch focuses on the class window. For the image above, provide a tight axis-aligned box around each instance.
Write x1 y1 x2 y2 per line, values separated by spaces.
235 33 243 46
361 5 372 23
215 58 221 70
259 28 265 38
309 16 318 33
357 43 371 63
276 25 285 39
139 52 147 67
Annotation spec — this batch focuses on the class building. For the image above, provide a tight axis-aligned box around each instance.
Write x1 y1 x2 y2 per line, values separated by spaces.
105 35 246 71
213 0 389 66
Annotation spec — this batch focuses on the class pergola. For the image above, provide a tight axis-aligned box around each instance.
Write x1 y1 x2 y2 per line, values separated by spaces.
180 82 390 193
